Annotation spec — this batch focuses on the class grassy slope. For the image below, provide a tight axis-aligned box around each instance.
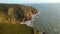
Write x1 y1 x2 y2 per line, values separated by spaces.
0 23 34 34
0 4 37 34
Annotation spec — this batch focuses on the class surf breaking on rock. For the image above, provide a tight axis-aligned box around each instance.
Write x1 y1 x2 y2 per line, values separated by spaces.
0 4 39 25
20 9 40 27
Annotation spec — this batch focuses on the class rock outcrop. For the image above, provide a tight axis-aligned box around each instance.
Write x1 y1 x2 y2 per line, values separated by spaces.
0 4 38 24
0 4 40 34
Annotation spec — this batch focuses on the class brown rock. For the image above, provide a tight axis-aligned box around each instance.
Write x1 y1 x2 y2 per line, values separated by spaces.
0 4 38 23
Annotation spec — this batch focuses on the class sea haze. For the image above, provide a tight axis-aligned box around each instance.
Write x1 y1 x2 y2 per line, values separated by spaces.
27 4 60 34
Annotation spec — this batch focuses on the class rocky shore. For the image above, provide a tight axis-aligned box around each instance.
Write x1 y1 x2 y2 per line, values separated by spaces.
0 4 40 34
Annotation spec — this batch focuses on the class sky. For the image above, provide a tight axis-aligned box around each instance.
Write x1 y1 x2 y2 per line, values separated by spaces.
0 0 60 4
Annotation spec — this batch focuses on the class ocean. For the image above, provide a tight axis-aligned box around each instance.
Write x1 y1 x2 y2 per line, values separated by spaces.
26 4 60 34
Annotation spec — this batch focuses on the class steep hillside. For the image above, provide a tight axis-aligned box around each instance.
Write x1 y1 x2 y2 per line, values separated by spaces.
0 4 39 34
0 4 38 24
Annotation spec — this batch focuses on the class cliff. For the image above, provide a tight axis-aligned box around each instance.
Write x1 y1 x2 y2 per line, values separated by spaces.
0 4 38 23
0 4 40 34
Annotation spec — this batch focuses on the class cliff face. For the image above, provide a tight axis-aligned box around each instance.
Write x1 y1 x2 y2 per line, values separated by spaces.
0 4 40 34
0 4 38 24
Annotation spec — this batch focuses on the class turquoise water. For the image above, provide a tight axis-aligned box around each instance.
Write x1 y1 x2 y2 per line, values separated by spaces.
27 4 60 34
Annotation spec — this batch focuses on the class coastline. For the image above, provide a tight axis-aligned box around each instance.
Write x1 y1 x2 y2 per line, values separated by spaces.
20 9 40 26
28 25 40 34
20 10 40 34
0 4 40 34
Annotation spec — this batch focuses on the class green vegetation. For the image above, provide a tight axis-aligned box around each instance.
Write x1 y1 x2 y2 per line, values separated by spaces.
0 23 34 34
0 4 38 34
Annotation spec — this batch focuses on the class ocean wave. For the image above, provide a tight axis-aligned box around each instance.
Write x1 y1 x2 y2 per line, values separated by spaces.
20 9 40 27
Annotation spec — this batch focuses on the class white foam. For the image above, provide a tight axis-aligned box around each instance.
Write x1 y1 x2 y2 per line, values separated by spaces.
20 10 40 27
20 21 33 27
54 28 58 31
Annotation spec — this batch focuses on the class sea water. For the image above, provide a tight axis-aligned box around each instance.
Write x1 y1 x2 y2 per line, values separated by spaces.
27 4 60 34
20 10 40 27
